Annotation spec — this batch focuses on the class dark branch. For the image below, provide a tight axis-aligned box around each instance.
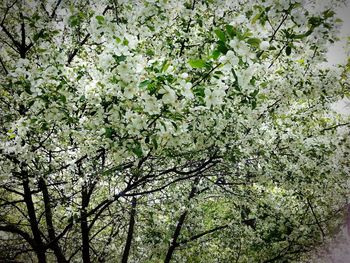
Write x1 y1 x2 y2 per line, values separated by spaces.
178 224 228 245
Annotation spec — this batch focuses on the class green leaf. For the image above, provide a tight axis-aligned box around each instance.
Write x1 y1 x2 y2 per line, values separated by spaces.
189 59 206 68
32 13 41 21
161 60 170 72
335 18 343 23
59 94 66 103
24 84 32 95
242 30 253 39
308 16 322 27
184 2 192 9
147 25 155 32
247 38 261 47
132 142 143 158
40 121 49 131
113 54 126 63
146 49 155 56
122 38 129 46
214 29 226 42
171 121 178 130
251 13 261 24
9 134 16 139
33 31 44 41
212 50 221 59
323 9 335 19
193 86 205 97
251 100 257 109
68 15 80 27
285 45 292 56
115 37 122 43
217 41 228 54
139 80 151 88
225 25 236 38
105 127 114 138
251 90 259 97
95 15 105 25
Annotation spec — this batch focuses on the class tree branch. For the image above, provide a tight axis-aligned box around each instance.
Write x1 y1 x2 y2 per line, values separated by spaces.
164 176 201 263
0 224 35 248
121 197 137 263
0 55 8 74
306 198 325 241
178 224 228 245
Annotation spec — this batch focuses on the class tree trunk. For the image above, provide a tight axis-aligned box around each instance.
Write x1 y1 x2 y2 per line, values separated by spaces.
39 177 67 263
36 249 47 263
164 211 188 263
81 185 91 263
22 176 47 263
121 197 137 263
164 177 200 263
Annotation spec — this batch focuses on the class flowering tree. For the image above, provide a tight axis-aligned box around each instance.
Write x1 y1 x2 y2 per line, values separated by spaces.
0 0 349 262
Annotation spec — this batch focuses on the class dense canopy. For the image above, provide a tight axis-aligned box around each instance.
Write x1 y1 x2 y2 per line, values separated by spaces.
0 0 350 262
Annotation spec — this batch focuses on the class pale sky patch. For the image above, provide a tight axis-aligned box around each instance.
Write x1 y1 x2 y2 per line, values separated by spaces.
327 1 350 65
328 0 350 115
321 3 350 262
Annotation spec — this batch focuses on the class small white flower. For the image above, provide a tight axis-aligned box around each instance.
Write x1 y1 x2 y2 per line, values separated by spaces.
180 72 189 79
159 86 177 104
124 33 138 49
204 88 225 108
181 82 194 99
225 50 239 65
98 52 113 68
123 85 136 99
259 41 270 51
142 93 161 114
